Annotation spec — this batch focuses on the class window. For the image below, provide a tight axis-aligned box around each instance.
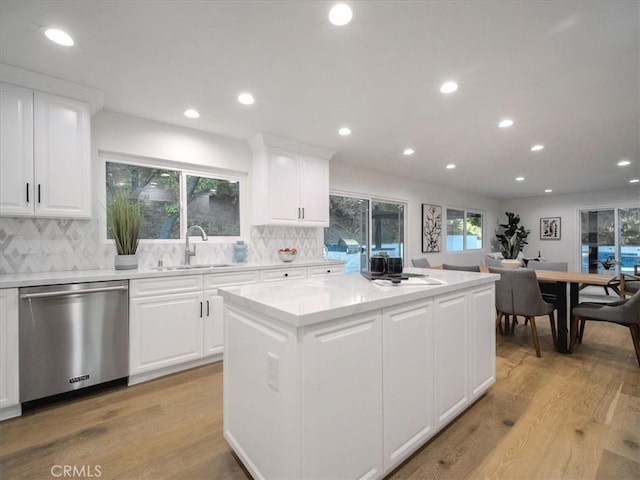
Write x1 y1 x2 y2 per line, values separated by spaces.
446 208 483 251
324 194 406 273
185 175 240 236
105 161 241 240
579 206 639 274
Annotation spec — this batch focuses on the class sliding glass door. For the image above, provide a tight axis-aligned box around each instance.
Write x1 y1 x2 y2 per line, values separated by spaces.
371 201 405 259
579 206 640 274
324 195 370 273
324 194 406 273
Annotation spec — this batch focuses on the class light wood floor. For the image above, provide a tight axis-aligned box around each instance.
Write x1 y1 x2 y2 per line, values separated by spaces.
2 309 639 479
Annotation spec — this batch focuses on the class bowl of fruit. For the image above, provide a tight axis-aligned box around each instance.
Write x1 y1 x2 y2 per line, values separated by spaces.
278 247 298 263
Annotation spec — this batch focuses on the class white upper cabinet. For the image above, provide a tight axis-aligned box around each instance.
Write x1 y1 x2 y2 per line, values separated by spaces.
299 154 330 225
250 133 334 226
0 83 34 216
0 83 91 218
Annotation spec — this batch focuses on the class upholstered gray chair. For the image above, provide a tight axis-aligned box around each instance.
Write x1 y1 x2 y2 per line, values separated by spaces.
484 257 504 268
488 267 515 335
489 267 557 357
442 263 481 272
571 289 640 367
411 258 431 268
620 269 640 299
526 261 568 305
526 261 568 272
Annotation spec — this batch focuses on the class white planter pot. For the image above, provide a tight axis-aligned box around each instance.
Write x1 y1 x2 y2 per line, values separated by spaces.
501 259 521 269
115 254 138 270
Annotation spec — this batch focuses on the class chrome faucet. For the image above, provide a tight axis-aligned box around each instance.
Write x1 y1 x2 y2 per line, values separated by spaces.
184 225 208 265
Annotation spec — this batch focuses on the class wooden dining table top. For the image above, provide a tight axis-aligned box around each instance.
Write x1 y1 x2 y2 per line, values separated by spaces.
478 266 617 287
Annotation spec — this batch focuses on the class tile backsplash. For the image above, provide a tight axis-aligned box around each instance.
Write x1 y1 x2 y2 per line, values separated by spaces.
0 217 324 274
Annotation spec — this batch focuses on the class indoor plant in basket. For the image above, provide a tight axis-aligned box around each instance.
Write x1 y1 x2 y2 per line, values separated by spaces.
496 212 530 269
107 193 142 270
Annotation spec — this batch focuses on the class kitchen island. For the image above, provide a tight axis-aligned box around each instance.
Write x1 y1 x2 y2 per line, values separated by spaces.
219 268 499 480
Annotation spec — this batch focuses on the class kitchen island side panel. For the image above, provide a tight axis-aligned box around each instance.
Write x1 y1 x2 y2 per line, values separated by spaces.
223 304 300 480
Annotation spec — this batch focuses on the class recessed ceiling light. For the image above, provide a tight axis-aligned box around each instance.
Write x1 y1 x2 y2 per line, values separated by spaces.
403 148 414 156
617 159 631 166
630 179 640 183
338 127 351 136
184 109 200 118
544 189 553 193
329 3 353 26
498 119 514 128
531 144 544 152
515 176 525 181
43 27 74 46
446 164 456 169
237 93 255 105
440 81 458 94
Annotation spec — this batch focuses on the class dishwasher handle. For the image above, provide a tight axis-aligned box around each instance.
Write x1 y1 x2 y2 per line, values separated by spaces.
21 285 128 300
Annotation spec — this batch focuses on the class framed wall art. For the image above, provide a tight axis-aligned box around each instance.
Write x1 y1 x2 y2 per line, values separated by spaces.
422 204 442 252
540 216 561 240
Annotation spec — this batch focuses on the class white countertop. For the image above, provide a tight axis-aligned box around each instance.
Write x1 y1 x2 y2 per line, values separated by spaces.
219 268 499 327
0 260 344 289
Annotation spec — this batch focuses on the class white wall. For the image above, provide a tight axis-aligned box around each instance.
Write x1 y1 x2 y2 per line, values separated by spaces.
501 187 640 271
329 160 502 266
92 110 252 172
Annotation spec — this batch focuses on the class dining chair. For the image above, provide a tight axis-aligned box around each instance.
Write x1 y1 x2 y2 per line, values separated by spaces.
484 257 504 268
570 289 640 367
411 258 431 268
489 267 557 357
488 267 515 336
526 261 568 305
620 266 640 299
442 263 481 272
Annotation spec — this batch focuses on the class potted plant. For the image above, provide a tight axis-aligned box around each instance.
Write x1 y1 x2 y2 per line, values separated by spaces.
107 193 142 270
496 212 530 269
597 257 619 271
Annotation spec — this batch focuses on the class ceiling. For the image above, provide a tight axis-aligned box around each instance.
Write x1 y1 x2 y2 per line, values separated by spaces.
1 0 638 199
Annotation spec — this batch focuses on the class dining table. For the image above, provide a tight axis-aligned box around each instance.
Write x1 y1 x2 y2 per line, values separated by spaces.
480 267 619 353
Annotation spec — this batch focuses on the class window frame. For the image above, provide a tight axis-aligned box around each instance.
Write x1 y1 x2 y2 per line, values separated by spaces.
100 152 247 244
445 206 484 252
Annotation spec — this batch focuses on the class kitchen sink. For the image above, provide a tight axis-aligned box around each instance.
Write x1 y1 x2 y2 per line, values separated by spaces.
152 264 234 271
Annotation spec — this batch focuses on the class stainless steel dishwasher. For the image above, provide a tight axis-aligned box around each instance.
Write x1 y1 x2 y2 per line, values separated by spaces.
19 280 129 404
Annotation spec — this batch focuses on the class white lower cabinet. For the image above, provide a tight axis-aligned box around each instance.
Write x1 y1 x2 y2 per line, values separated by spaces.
308 264 345 277
302 312 383 480
130 290 204 375
434 291 470 427
260 266 307 282
382 299 434 472
0 288 20 420
203 292 224 357
129 276 205 382
469 286 496 399
129 271 259 384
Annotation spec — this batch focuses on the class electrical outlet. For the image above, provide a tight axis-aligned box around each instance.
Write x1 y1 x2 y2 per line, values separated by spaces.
267 352 279 391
